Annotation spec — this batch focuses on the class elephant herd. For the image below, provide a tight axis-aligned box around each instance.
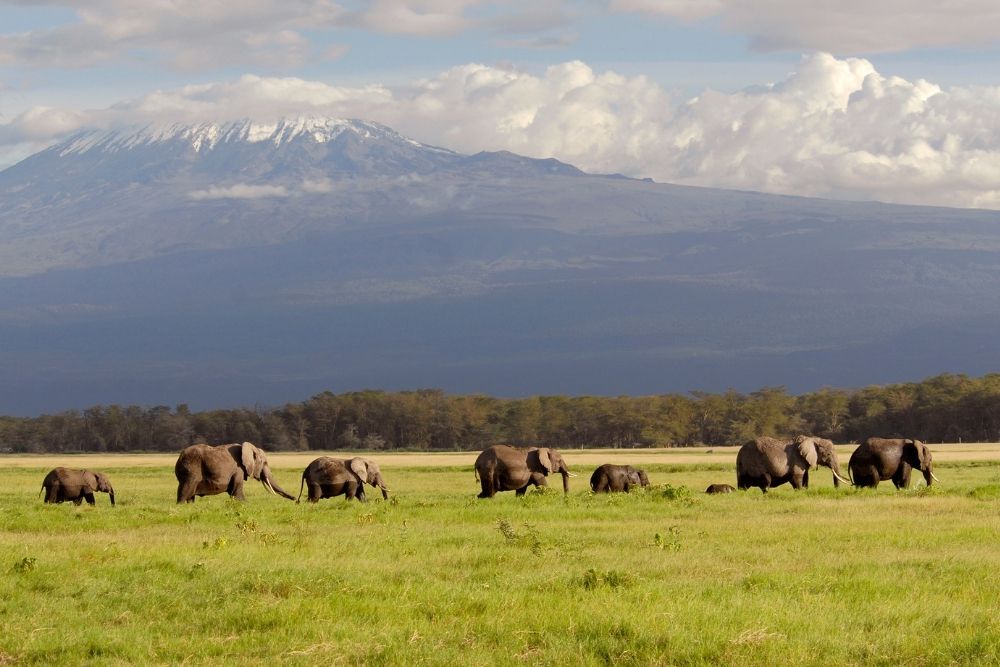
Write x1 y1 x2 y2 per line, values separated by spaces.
38 436 939 507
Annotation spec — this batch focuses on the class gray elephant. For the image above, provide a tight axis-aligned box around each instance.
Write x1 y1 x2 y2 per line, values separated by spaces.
590 464 649 493
474 445 573 497
849 437 938 489
705 483 735 494
736 435 852 492
297 456 390 503
41 467 115 506
174 441 295 503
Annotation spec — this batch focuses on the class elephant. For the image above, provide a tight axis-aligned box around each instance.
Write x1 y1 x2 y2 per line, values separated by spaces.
705 483 735 494
174 441 295 503
474 445 573 497
590 464 649 493
736 435 852 492
849 437 939 489
297 456 390 503
40 467 115 506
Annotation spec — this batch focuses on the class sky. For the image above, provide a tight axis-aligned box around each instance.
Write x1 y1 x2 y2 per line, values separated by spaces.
2 1 1000 208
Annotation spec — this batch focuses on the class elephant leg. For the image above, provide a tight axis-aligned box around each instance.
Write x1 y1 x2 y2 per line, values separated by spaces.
893 465 912 489
83 492 96 506
230 478 246 501
790 472 806 489
515 484 530 497
72 497 83 505
802 470 810 488
307 482 322 503
177 479 198 503
45 484 59 504
759 474 771 493
854 467 878 488
478 475 493 499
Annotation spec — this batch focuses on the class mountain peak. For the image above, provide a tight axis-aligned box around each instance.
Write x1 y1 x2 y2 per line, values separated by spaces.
53 117 452 157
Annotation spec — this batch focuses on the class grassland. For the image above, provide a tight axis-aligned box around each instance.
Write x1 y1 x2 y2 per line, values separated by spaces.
2 446 1000 665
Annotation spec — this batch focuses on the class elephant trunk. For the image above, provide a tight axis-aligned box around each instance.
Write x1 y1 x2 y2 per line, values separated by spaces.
560 469 570 494
373 473 390 500
262 471 296 500
108 487 116 506
924 467 935 486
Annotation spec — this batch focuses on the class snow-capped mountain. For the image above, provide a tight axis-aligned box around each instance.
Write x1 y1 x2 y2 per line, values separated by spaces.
2 118 1000 413
55 118 444 156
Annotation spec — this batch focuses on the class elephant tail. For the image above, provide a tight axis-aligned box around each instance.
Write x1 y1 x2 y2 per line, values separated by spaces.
296 473 306 504
474 467 480 483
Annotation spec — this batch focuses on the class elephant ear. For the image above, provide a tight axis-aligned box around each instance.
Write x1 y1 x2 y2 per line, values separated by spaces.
239 442 261 480
797 437 818 469
907 440 927 469
349 457 368 481
536 448 553 474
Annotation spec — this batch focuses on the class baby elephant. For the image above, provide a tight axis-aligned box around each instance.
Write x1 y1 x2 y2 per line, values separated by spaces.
297 456 390 503
41 467 116 506
705 483 735 494
590 464 650 493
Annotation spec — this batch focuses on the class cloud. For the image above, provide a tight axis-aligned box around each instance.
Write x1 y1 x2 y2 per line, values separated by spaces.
188 184 289 200
0 1 345 69
5 54 1000 209
301 177 335 193
609 0 1000 53
0 1 577 69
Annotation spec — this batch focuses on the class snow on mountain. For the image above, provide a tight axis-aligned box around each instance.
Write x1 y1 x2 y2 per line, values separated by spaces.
55 117 453 156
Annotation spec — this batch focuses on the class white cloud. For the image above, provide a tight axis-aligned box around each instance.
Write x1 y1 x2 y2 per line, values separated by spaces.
610 0 1000 53
301 177 335 193
189 184 289 200
0 1 345 69
0 1 575 69
5 54 1000 209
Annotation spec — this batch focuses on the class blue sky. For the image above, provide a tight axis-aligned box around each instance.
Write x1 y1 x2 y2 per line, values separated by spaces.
2 1 1000 208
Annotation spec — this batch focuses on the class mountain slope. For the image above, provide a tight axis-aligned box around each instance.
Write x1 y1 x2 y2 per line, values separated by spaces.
2 117 1000 414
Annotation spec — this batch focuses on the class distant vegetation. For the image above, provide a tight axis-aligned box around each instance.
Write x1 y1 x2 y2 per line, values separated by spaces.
2 373 1000 453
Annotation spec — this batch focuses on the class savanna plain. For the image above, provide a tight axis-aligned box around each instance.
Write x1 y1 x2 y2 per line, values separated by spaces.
2 446 1000 666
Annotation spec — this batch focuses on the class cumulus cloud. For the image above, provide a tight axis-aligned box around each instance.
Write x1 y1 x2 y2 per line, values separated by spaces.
188 184 289 200
5 54 1000 209
610 0 1000 53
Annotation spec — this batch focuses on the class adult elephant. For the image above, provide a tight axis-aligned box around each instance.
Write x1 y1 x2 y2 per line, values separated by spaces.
590 464 649 493
736 435 851 492
849 437 938 489
297 456 390 503
41 467 115 506
474 445 573 498
175 442 295 503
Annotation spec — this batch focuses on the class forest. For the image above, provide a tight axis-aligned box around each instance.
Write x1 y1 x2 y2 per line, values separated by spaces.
3 373 1000 453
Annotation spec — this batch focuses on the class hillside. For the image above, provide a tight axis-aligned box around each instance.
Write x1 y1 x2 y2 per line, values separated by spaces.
2 117 1000 413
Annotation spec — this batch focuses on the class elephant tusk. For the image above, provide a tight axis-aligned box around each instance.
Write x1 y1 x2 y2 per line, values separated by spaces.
566 472 578 478
930 472 940 482
263 479 277 495
833 472 853 485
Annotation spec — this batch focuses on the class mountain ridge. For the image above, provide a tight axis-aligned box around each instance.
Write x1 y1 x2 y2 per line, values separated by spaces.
3 118 1000 413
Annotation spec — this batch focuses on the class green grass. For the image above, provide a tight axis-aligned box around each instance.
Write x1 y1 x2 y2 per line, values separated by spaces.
2 455 1000 665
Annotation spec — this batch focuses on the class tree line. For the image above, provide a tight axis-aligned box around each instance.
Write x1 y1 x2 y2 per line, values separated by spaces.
3 373 1000 453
